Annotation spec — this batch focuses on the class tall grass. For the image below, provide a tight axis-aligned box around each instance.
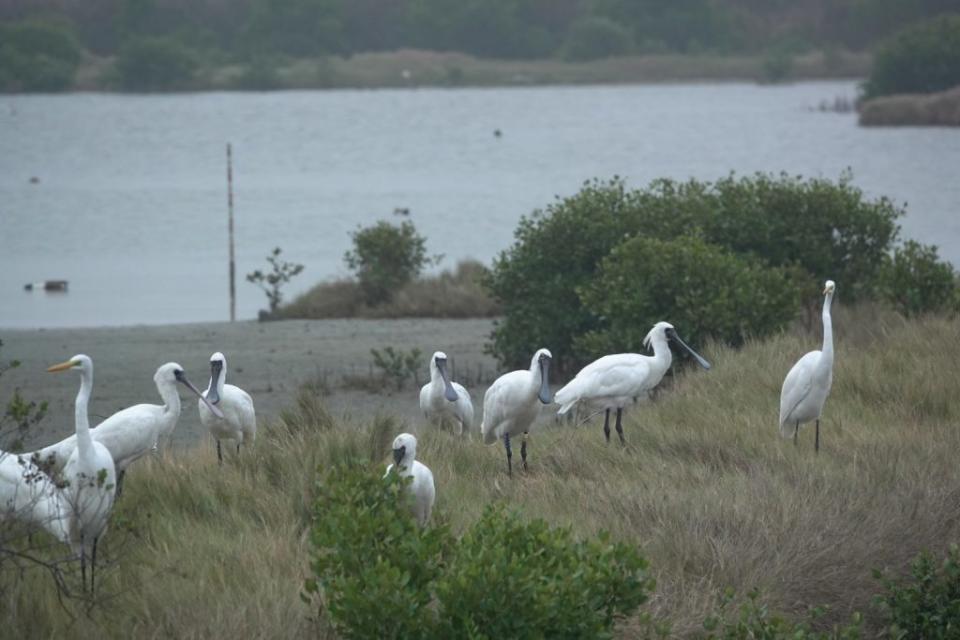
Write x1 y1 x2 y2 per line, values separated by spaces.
276 260 499 320
3 307 959 636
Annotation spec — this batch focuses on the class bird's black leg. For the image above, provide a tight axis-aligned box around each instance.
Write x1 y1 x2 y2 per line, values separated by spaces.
504 433 513 477
80 534 87 593
794 421 799 446
217 440 223 466
615 408 626 446
815 419 820 454
115 469 126 498
603 409 611 443
91 537 98 597
520 432 528 471
236 442 241 455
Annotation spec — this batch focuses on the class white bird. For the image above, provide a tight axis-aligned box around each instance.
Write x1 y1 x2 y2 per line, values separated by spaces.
419 351 474 436
554 322 711 444
780 280 836 453
198 352 256 465
46 354 116 594
481 348 553 476
0 450 70 545
384 433 435 526
33 362 221 496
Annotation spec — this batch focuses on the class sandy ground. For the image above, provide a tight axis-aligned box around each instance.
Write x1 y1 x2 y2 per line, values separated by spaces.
0 318 501 452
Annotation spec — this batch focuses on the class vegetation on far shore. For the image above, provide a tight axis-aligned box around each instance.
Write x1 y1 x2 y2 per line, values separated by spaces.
2 0 953 93
3 304 960 636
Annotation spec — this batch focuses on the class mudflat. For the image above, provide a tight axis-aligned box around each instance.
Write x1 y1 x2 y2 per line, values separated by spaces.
0 318 497 451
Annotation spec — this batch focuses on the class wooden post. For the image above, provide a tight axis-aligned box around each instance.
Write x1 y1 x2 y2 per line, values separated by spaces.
227 143 236 322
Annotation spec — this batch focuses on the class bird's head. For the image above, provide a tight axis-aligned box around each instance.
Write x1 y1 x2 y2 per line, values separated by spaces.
157 362 225 419
392 433 417 468
431 351 458 402
47 354 93 377
644 322 711 370
823 280 836 296
532 348 553 404
207 352 226 404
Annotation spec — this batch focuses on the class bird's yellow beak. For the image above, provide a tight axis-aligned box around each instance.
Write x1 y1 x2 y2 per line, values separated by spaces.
47 359 77 373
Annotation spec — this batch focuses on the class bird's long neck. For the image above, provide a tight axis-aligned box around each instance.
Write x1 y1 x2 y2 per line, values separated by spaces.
528 358 543 396
820 292 834 363
216 365 226 397
75 367 94 461
648 334 673 377
159 379 181 417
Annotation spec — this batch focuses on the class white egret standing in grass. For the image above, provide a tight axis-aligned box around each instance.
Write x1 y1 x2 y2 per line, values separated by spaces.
554 322 711 444
198 352 256 465
780 280 836 453
47 355 116 594
34 362 222 496
481 348 553 476
384 433 435 526
419 351 474 436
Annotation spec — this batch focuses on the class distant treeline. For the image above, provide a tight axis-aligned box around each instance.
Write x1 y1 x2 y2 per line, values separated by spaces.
0 0 956 61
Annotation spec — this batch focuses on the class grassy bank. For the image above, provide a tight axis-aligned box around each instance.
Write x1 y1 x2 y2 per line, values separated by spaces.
4 305 959 636
72 48 870 92
276 260 499 320
859 85 960 126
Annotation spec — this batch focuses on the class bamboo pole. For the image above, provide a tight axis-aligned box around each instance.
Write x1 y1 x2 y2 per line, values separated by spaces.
227 143 236 322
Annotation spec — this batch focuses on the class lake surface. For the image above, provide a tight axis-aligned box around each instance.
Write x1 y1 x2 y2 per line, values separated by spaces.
1 82 958 329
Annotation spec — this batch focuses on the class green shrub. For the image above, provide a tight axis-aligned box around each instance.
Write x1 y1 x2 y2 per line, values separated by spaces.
700 588 863 639
344 220 436 305
873 545 960 639
864 15 960 99
305 464 654 639
486 174 902 372
879 241 958 316
562 17 633 61
0 20 82 92
115 36 198 91
575 237 802 360
246 246 305 315
370 346 422 390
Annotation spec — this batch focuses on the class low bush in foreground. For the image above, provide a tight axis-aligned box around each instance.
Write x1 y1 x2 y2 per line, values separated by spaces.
305 463 653 639
873 544 960 639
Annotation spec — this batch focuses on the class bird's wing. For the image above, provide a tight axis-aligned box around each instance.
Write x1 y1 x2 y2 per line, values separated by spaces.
91 404 164 468
481 373 517 444
556 355 649 413
419 384 430 416
453 382 474 430
779 351 819 433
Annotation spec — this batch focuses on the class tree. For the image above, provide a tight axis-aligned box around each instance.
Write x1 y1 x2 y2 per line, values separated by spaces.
344 220 436 305
114 36 198 91
247 247 305 315
0 20 82 92
864 15 960 99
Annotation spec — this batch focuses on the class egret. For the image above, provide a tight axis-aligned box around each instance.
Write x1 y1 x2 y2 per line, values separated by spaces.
0 451 69 545
481 348 553 476
780 280 836 453
554 322 711 444
384 433 435 527
34 362 221 496
419 351 474 436
198 352 256 465
47 355 116 594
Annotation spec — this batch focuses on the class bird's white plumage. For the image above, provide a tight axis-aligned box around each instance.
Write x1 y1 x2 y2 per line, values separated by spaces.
384 433 435 526
419 351 473 435
199 352 256 453
33 362 212 475
555 322 684 416
779 281 836 437
481 348 552 445
47 355 116 571
0 451 69 544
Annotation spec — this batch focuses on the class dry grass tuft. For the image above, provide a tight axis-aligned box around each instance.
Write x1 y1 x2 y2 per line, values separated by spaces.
3 307 959 636
276 260 499 320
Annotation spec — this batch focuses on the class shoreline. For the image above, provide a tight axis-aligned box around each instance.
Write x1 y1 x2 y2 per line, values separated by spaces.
0 317 498 451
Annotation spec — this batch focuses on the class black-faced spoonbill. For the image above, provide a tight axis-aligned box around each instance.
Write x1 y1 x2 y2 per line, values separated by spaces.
554 322 711 444
47 355 116 594
780 280 836 453
384 433 435 526
198 352 256 465
481 348 553 476
419 351 474 436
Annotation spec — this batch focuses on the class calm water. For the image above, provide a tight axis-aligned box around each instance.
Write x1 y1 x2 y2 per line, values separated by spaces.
1 82 958 329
